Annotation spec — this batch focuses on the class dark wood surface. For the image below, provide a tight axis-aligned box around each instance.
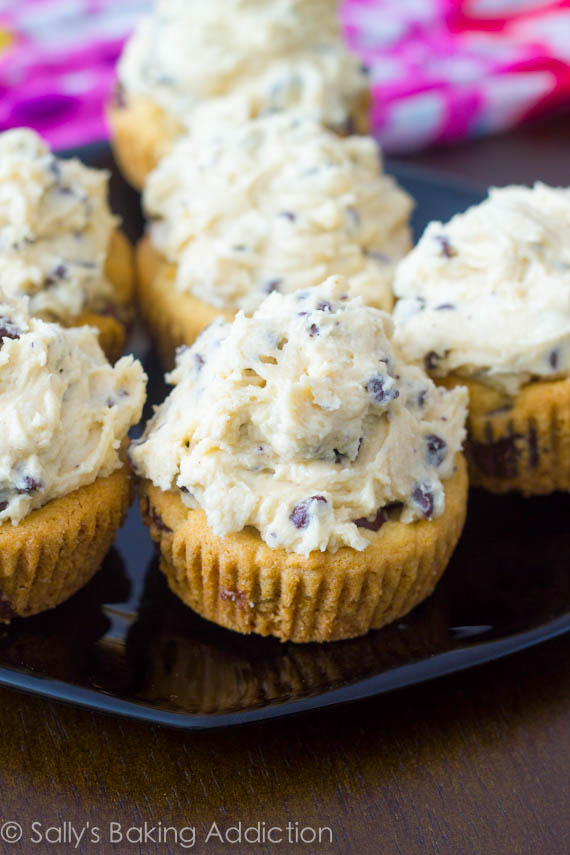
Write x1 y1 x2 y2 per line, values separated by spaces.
2 113 570 855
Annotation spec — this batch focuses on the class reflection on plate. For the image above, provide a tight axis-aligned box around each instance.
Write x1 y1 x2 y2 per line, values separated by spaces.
0 145 568 730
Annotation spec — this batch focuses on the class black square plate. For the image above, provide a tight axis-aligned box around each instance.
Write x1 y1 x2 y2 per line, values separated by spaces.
1 144 569 730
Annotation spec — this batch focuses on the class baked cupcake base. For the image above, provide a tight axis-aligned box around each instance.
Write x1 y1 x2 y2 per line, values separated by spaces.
440 374 570 495
136 236 234 368
139 455 468 643
67 230 135 363
107 92 371 191
0 466 132 622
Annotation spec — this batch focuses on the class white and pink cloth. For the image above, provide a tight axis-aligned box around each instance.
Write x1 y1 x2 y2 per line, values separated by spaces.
0 0 569 151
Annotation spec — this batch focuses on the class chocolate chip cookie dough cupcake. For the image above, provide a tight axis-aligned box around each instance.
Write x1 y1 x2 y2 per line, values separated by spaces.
0 294 146 621
393 183 570 495
131 277 468 642
108 0 371 189
0 128 135 361
137 113 413 366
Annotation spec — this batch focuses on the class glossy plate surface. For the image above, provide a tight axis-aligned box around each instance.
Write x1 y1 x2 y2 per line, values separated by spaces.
1 144 569 730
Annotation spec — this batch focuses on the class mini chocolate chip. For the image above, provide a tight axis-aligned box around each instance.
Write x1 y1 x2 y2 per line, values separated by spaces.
58 186 74 196
308 323 320 337
337 116 356 135
346 206 361 229
264 278 282 294
333 449 347 464
0 501 7 513
354 508 387 532
232 244 247 252
466 435 520 480
17 476 41 494
425 434 447 467
424 351 441 372
549 349 559 370
194 353 205 371
366 375 399 404
180 485 190 494
364 249 390 264
435 303 455 311
0 318 20 343
289 495 327 530
317 301 334 313
417 389 427 408
528 426 539 469
359 63 370 75
147 499 173 534
279 211 296 222
436 235 457 258
412 484 435 518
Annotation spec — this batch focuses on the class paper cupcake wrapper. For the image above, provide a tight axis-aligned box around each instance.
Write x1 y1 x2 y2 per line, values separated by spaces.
450 375 570 495
0 467 132 620
139 457 467 643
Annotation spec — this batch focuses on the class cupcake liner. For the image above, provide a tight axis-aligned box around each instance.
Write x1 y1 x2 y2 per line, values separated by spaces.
0 466 132 621
139 455 467 643
136 236 234 369
442 374 570 495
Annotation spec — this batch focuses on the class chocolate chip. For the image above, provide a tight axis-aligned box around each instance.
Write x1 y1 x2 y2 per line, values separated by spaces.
308 323 320 337
412 484 434 518
337 116 356 136
425 434 447 467
528 426 539 469
17 476 41 494
417 390 427 408
359 63 370 75
0 501 7 513
345 207 361 234
548 349 559 370
366 375 399 404
364 249 390 264
333 449 347 464
0 318 20 343
435 303 455 311
0 597 15 622
279 211 296 222
317 301 334 313
466 435 520 480
436 235 456 258
354 508 387 532
289 495 327 530
424 351 442 372
264 278 282 294
194 353 205 371
232 244 247 252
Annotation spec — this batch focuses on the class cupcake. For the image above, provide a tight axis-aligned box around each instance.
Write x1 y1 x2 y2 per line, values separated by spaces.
108 0 370 188
131 277 468 643
0 128 135 361
137 112 413 366
0 294 146 621
393 182 570 495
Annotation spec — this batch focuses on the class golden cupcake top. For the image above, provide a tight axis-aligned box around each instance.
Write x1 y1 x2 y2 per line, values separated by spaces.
393 182 570 395
144 113 413 314
130 278 467 556
0 294 146 524
0 128 119 323
118 0 368 133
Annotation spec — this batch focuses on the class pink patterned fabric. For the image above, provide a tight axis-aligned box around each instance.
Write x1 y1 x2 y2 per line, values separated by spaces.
0 0 150 150
0 0 569 152
342 0 570 150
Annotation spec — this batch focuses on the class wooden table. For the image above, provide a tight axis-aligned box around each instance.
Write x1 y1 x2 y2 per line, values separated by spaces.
1 113 569 855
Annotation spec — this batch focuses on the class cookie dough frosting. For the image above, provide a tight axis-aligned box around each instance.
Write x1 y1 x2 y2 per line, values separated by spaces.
0 128 119 323
131 278 467 555
0 294 146 524
118 0 368 134
393 183 570 395
144 114 413 313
